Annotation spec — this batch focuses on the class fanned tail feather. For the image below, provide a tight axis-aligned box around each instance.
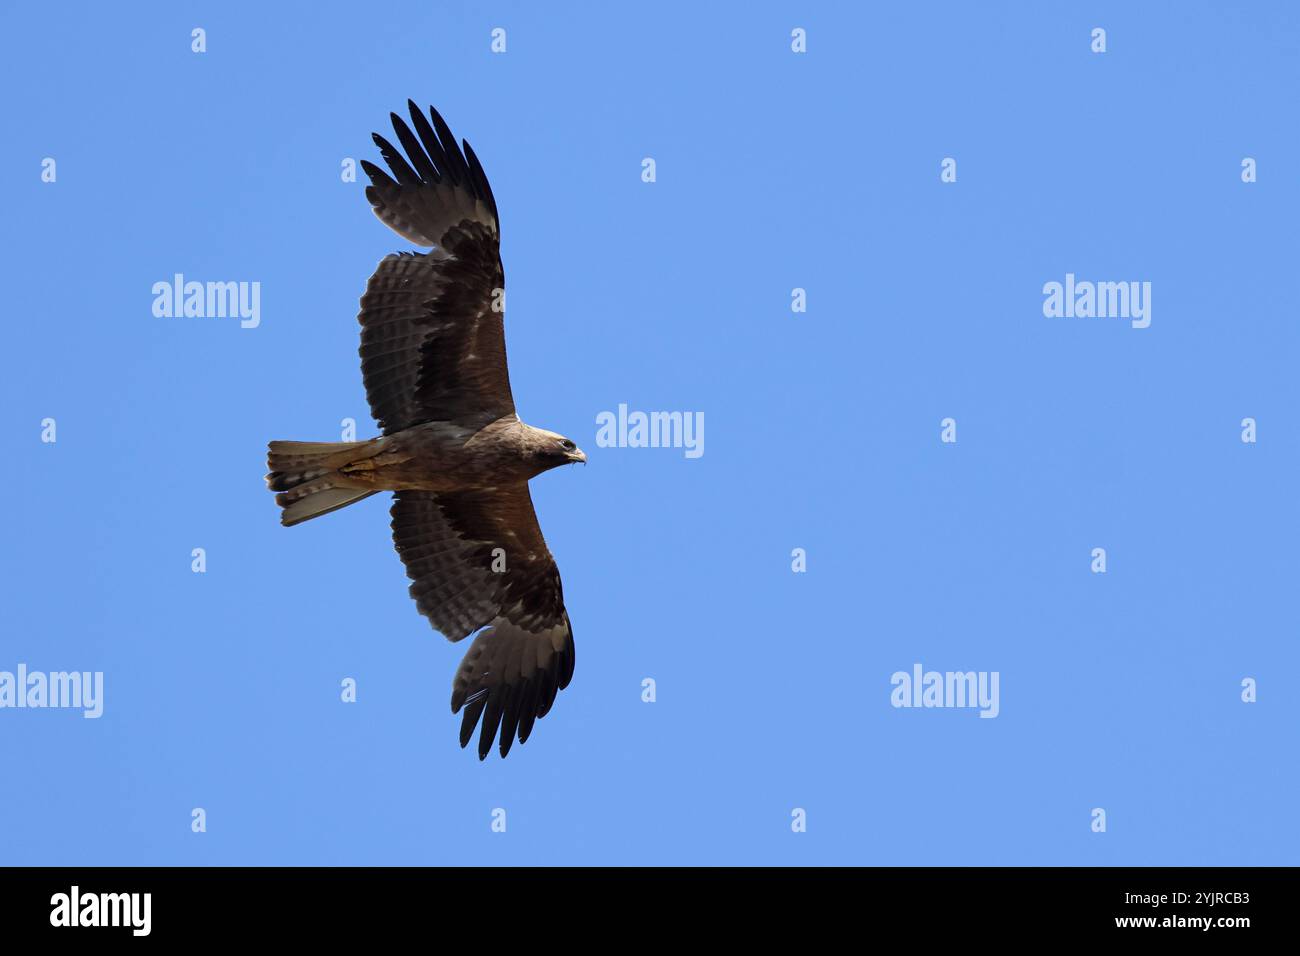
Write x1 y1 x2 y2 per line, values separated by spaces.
266 440 377 526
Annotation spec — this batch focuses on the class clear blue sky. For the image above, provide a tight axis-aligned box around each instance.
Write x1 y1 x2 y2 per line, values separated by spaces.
1 1 1296 865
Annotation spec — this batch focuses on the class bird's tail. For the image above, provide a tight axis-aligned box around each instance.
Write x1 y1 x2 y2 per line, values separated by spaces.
266 440 377 527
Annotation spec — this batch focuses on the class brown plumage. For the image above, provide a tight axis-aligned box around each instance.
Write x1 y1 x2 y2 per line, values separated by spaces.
265 101 584 760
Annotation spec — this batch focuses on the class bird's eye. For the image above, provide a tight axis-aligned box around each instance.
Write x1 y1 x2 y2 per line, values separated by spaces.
560 439 575 451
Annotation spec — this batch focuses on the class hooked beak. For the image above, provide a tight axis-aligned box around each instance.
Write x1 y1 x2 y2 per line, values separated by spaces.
565 447 587 464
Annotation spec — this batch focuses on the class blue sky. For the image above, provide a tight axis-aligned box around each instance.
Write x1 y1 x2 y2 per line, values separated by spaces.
1 1 1297 865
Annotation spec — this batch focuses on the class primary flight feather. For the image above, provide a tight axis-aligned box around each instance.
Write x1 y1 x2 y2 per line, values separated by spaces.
265 101 583 760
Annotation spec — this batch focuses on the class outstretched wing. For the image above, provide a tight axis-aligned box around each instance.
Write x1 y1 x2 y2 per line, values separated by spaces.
357 101 513 433
390 487 575 759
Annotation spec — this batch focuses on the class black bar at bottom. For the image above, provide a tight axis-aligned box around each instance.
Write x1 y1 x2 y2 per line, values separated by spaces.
0 866 1275 940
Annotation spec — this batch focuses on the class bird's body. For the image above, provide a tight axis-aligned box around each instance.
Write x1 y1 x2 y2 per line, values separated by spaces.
276 417 571 495
266 102 584 759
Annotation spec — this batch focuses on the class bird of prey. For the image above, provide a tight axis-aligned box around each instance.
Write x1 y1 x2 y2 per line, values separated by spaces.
265 101 584 760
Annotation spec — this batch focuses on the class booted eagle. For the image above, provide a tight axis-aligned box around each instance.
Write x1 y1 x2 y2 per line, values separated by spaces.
266 102 583 760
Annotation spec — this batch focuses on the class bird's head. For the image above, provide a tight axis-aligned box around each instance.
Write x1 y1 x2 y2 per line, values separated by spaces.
527 427 587 473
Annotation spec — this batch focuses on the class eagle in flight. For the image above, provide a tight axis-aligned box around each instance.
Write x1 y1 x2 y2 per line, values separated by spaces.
265 101 583 760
